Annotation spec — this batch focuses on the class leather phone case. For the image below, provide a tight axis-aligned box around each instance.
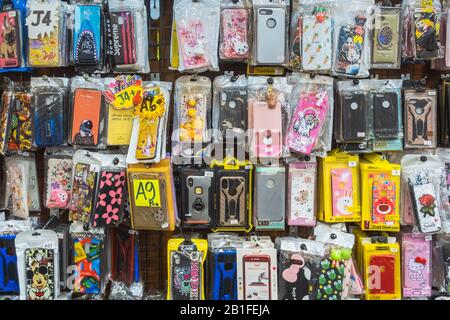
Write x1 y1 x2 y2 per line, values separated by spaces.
373 92 399 138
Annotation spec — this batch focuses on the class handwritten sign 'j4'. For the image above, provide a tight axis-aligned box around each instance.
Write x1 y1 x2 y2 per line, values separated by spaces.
133 179 161 207
103 75 143 110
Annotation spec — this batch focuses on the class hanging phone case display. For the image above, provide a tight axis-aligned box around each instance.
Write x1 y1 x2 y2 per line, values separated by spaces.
7 88 32 153
126 81 171 164
31 77 68 148
275 237 325 300
371 6 401 69
69 76 105 147
44 148 73 209
318 150 361 223
0 79 13 154
361 239 401 300
401 154 447 234
247 77 291 160
288 0 302 69
251 0 289 66
439 79 450 147
106 0 150 73
219 0 250 62
436 148 450 233
167 237 208 300
211 157 253 232
360 154 401 232
0 2 24 69
45 222 70 290
236 237 278 300
172 75 211 160
15 230 59 300
173 0 220 72
179 166 214 229
333 0 373 78
402 233 432 297
71 2 103 72
127 160 177 231
110 227 139 285
0 220 31 294
4 156 31 219
404 88 437 149
287 158 317 227
212 74 247 143
207 233 242 300
254 165 285 231
70 223 104 294
25 0 68 67
287 73 333 157
434 234 450 293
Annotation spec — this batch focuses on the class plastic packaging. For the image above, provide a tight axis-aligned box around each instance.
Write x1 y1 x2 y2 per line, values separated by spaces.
436 147 450 233
173 0 220 72
0 78 14 154
433 234 450 293
110 227 140 285
7 84 33 153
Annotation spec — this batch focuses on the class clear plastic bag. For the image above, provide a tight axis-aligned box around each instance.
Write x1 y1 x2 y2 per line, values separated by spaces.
433 234 450 293
0 78 14 155
7 83 33 153
332 0 374 78
173 0 220 72
436 147 450 233
4 156 30 219
287 73 334 157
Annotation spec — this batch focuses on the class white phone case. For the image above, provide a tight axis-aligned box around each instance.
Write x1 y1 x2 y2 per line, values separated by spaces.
256 7 286 64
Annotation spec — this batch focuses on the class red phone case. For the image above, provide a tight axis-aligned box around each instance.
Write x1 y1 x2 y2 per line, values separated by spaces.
369 254 395 295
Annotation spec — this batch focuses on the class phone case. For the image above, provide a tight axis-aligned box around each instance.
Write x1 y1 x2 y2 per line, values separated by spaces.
0 10 21 68
289 16 302 68
110 10 137 66
181 170 213 226
73 5 101 65
413 10 439 60
288 90 329 154
408 173 442 234
73 237 102 294
135 117 161 160
220 8 249 60
334 16 367 75
218 88 247 138
373 92 399 138
243 255 271 300
111 227 137 285
45 158 73 209
177 19 209 70
0 235 19 293
315 257 346 300
211 248 237 300
301 10 332 71
25 248 55 300
69 163 98 223
0 91 13 154
4 159 29 219
340 92 367 142
216 172 247 228
250 101 282 158
403 235 431 297
287 163 316 226
106 104 134 146
33 89 65 147
404 90 436 148
368 254 395 295
92 169 126 227
372 12 400 64
178 92 208 143
256 7 286 64
331 168 354 217
8 93 32 152
372 180 396 225
71 88 102 146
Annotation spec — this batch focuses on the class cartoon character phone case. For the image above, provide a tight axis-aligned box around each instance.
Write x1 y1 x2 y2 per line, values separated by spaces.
404 90 436 148
33 89 65 147
331 168 354 217
45 158 73 209
69 163 98 223
315 257 346 300
220 8 249 60
287 163 316 226
288 90 329 155
8 93 32 152
373 92 399 138
301 8 332 71
0 10 21 68
178 93 207 143
402 235 431 297
413 9 439 60
372 10 400 64
5 158 29 219
218 88 247 139
170 245 203 300
109 10 137 67
177 19 209 70
340 92 367 142
25 248 55 300
71 88 102 146
335 15 367 75
243 255 271 300
73 237 102 294
372 180 396 225
73 5 101 66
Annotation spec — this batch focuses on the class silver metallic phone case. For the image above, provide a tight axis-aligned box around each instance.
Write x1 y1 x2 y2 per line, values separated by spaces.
186 175 212 224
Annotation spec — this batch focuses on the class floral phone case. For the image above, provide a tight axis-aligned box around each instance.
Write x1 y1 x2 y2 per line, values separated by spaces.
287 163 316 226
69 163 98 223
220 8 249 60
25 248 55 300
331 168 353 217
45 158 73 209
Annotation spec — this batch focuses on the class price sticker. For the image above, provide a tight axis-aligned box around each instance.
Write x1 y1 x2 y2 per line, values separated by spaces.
133 179 161 207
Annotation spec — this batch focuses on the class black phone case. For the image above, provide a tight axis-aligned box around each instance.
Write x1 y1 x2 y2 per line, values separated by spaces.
219 88 247 139
110 10 137 66
341 92 367 142
373 92 399 138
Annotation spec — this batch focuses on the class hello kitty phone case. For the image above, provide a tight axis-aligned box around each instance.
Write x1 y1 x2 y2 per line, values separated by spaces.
331 168 353 216
220 8 249 60
402 234 431 297
371 180 396 227
250 101 282 158
287 90 329 155
287 162 316 226
177 19 209 70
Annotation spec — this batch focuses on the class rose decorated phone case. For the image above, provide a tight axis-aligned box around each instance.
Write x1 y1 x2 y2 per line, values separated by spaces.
0 10 21 68
220 8 249 60
25 248 55 300
331 168 354 217
340 92 367 142
71 88 102 146
368 254 395 295
404 90 436 148
110 10 137 67
177 19 209 70
372 11 400 64
372 180 396 226
250 101 282 158
243 255 271 300
373 92 399 138
73 5 101 66
288 90 329 155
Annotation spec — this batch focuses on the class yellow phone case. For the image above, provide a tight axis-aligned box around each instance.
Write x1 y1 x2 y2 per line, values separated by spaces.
106 104 134 145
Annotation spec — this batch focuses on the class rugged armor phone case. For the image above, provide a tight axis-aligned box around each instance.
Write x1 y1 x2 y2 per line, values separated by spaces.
340 92 367 142
25 248 55 300
71 88 103 146
0 10 21 68
218 88 247 139
110 10 137 66
373 92 399 138
211 248 237 300
404 90 436 148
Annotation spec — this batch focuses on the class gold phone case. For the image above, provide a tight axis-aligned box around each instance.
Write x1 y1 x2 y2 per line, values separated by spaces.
372 12 400 64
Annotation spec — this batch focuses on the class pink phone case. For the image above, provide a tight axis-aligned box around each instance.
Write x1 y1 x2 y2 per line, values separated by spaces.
220 8 249 60
402 234 431 297
331 168 353 216
250 100 282 158
177 19 209 70
287 90 329 155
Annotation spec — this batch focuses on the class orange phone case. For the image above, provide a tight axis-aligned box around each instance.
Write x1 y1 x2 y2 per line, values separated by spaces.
71 88 102 146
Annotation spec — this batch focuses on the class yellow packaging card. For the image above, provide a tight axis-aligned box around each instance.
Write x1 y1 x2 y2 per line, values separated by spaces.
107 105 134 145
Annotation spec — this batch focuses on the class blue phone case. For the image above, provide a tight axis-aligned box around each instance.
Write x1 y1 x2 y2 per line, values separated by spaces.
0 235 19 294
73 5 101 65
211 248 237 300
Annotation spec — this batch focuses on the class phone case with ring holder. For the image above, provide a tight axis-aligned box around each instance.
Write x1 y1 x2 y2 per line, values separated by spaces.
372 8 400 66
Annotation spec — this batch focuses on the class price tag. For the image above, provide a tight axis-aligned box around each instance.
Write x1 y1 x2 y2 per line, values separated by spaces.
90 164 101 172
103 75 143 110
392 169 400 176
348 161 357 167
133 179 161 207
26 3 59 39
204 171 214 178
